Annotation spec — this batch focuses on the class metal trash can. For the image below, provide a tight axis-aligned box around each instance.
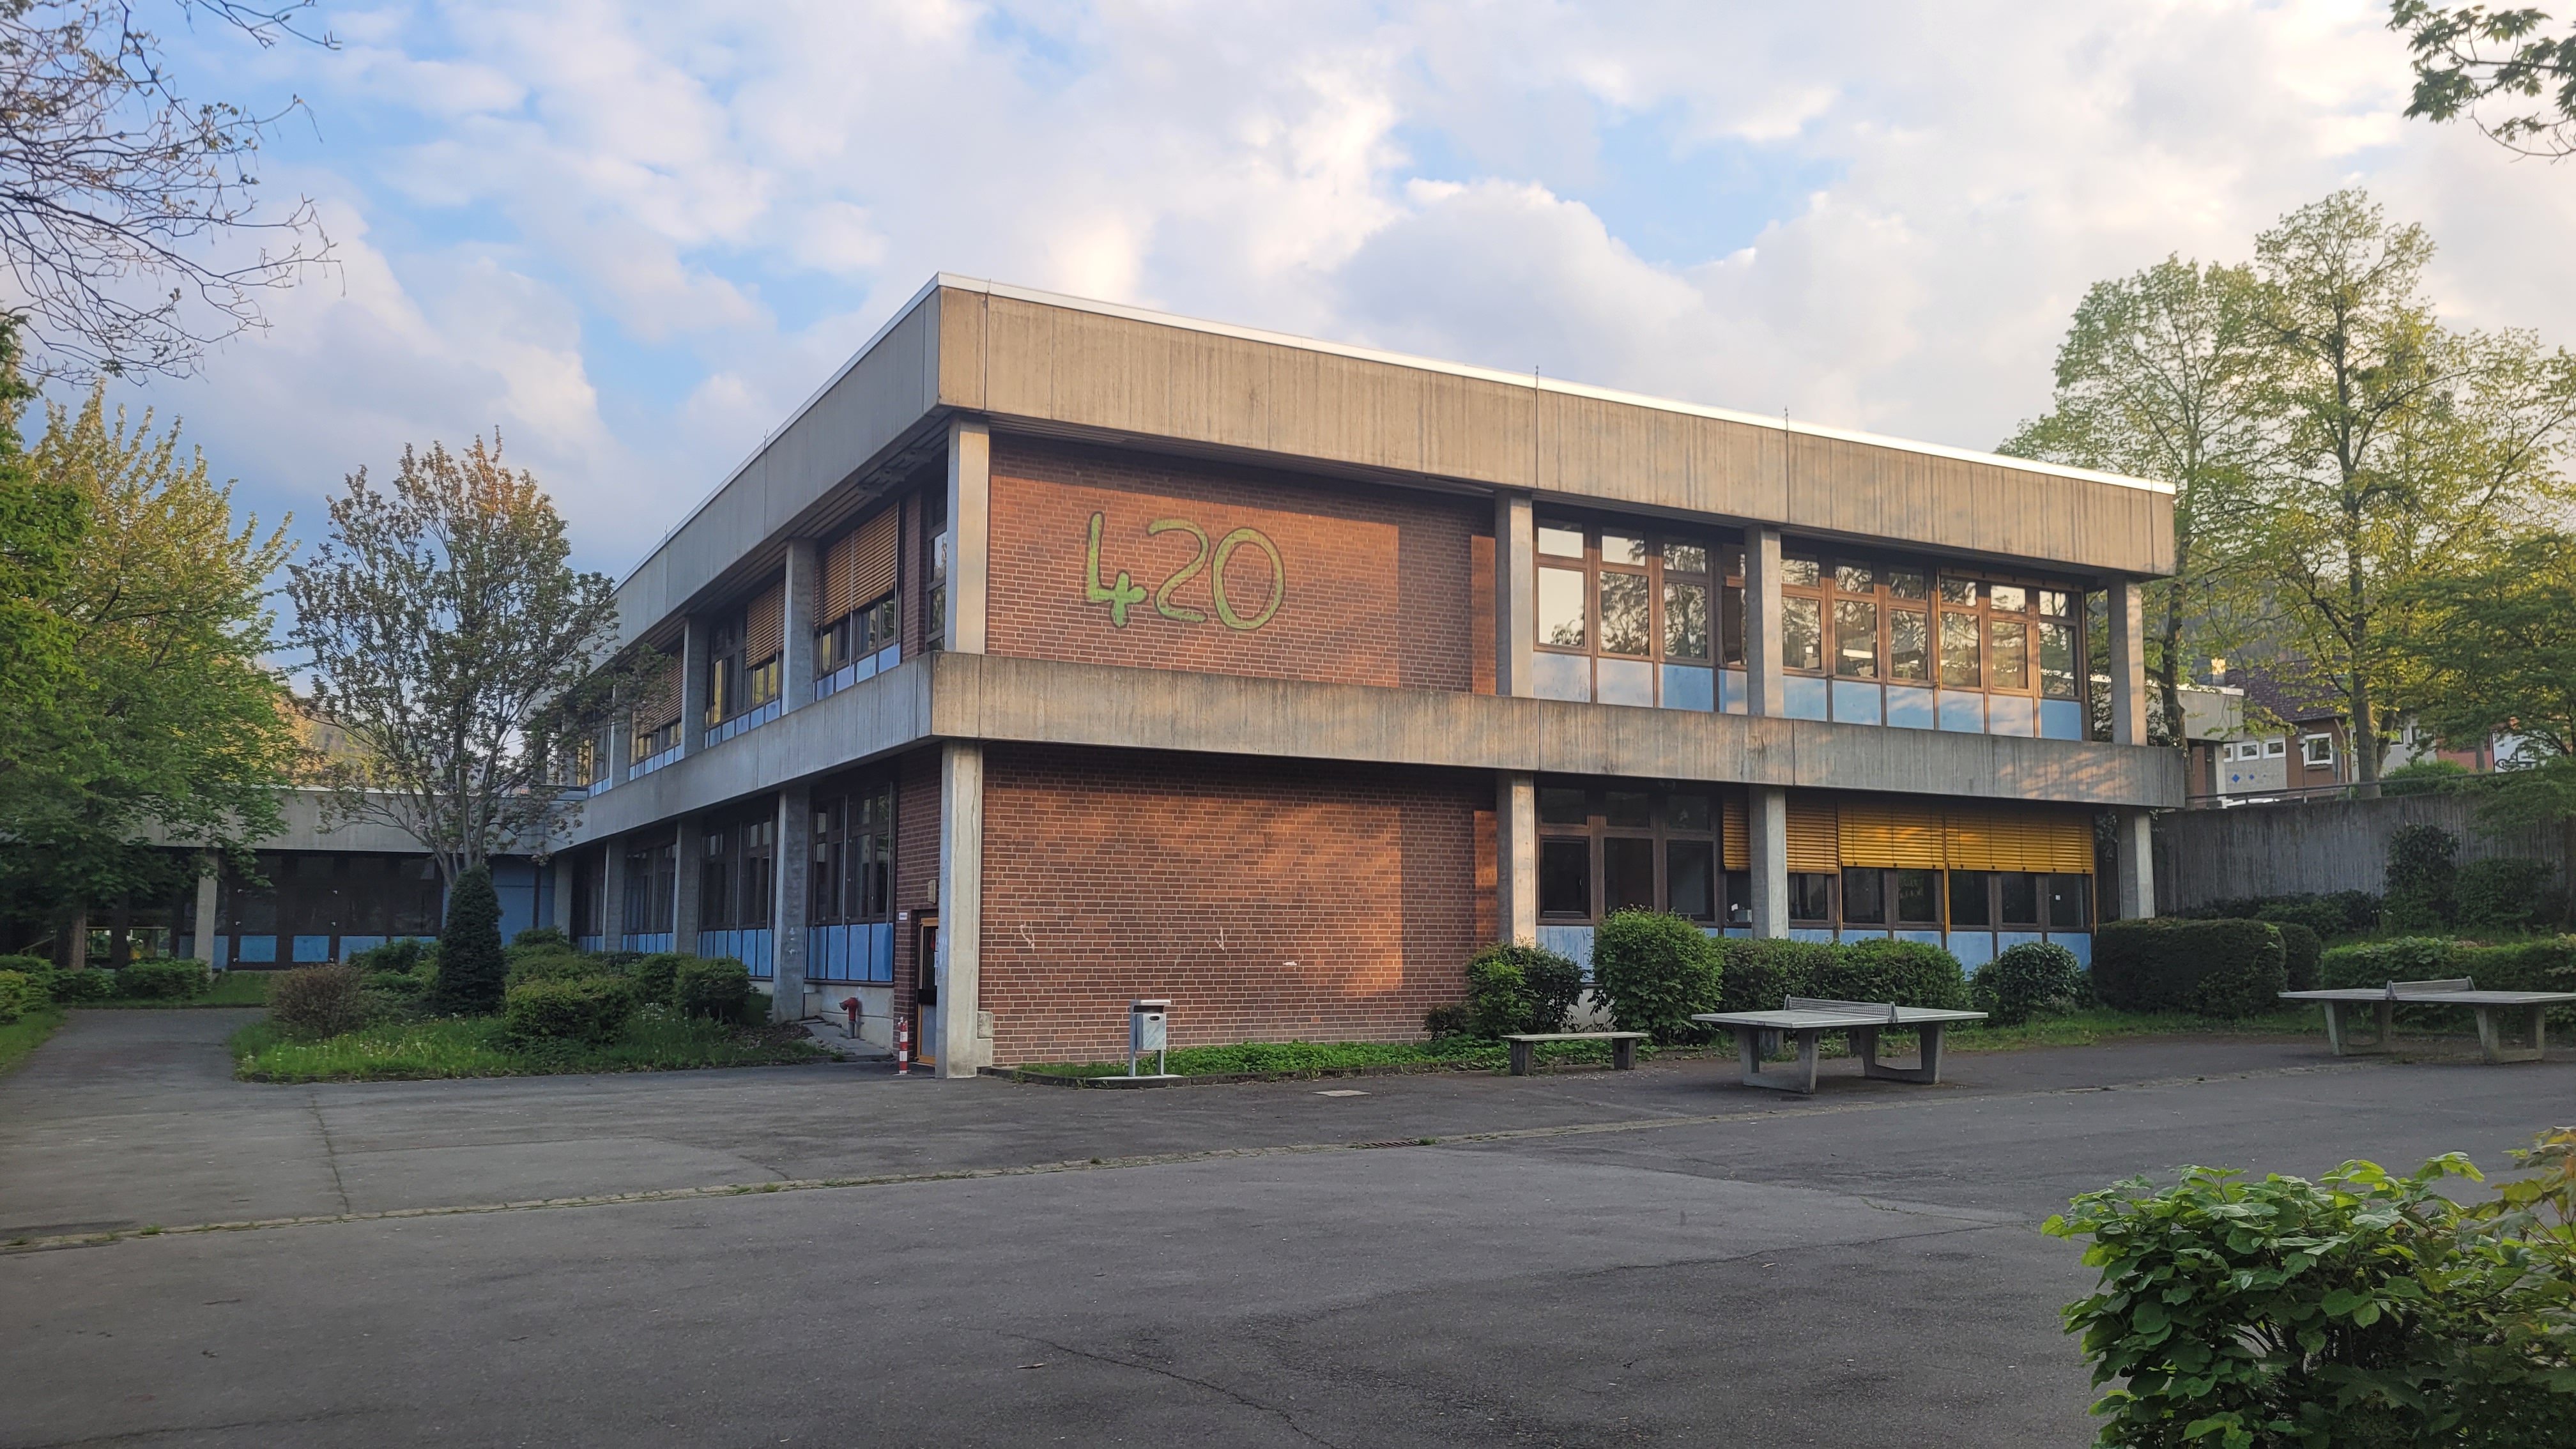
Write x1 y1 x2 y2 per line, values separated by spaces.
1129 999 1171 1077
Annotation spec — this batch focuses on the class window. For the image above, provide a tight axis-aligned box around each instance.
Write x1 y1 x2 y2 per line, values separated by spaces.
2301 734 2336 767
1841 868 1886 924
1789 873 1833 923
1947 870 1991 928
1533 521 1722 709
700 815 776 932
1894 870 1942 926
811 778 895 926
2048 875 2091 930
2263 738 2287 758
623 843 677 935
1997 872 2041 927
1535 783 1720 922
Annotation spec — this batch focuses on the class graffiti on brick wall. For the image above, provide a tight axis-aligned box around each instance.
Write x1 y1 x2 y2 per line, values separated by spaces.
1083 511 1284 631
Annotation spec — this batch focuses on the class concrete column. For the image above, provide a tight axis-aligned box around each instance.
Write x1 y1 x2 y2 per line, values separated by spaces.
680 616 712 755
606 715 632 786
781 539 819 713
2113 807 2156 921
670 817 702 951
600 839 627 949
1492 491 1536 698
1497 772 1538 944
192 860 220 969
935 740 989 1077
945 418 991 654
1747 785 1790 939
1744 526 1786 717
772 784 811 1021
2109 578 2148 746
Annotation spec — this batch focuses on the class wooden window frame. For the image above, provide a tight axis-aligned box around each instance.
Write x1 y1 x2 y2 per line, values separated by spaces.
1534 519 1726 707
1534 781 1722 923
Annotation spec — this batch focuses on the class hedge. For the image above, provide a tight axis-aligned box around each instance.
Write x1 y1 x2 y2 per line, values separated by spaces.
116 960 211 1000
1815 938 1969 1011
503 976 638 1043
1973 942 2085 1025
2322 936 2576 1029
2092 919 2287 1017
2275 921 2322 993
1714 938 1836 1014
672 956 753 1021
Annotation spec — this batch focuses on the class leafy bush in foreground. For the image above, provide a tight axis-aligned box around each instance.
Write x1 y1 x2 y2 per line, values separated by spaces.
115 959 210 1000
503 976 637 1043
2093 919 2287 1017
267 964 373 1039
1973 942 2085 1026
672 956 752 1021
1461 942 1584 1038
1590 910 1723 1042
1817 937 1969 1010
0 970 36 1024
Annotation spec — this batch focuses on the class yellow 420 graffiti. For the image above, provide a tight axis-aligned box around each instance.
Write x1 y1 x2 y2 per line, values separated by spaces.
1084 512 1284 631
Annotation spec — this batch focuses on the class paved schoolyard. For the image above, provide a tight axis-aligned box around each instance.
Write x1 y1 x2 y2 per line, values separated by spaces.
4 1011 2572 1447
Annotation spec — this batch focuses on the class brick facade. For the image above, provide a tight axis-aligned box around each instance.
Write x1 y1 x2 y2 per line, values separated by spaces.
985 435 1491 692
891 747 940 1029
976 744 1492 1064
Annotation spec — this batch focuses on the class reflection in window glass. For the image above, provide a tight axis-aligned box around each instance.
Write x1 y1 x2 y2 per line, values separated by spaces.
2039 621 2078 699
1889 570 1929 601
1538 522 1585 556
1843 868 1886 924
1989 585 2027 613
1896 869 1941 923
1667 841 1714 920
1539 787 1588 824
1719 545 1746 579
2038 588 2072 618
1834 600 1878 678
1835 564 1875 594
1540 839 1590 916
1789 873 1832 921
1722 585 1745 665
1783 597 1824 672
1998 872 2041 925
1605 838 1656 912
1600 572 1651 656
1940 612 1982 687
1602 533 1648 565
1990 619 2028 690
1669 793 1710 830
1664 541 1707 573
1938 576 1978 606
1539 567 1586 648
2048 875 2091 930
1889 609 1928 681
1781 556 1821 587
1949 870 1992 926
1665 581 1709 660
1605 791 1652 827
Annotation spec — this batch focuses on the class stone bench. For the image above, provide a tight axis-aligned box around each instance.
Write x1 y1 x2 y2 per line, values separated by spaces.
1501 1031 1646 1076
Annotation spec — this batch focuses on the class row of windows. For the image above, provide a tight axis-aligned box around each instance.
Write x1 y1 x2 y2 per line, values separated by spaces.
1534 828 2090 931
2220 735 2337 766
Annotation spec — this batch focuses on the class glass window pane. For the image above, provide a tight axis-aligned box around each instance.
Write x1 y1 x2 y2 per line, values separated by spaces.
1889 609 1928 681
1538 567 1587 648
1664 581 1709 660
1661 663 1714 711
1896 870 1941 924
2049 875 2092 930
1540 840 1591 917
1605 791 1652 828
2039 621 2076 699
1663 540 1707 574
1834 599 1878 678
1602 533 1648 565
1940 611 1982 687
1887 569 1928 601
2038 588 2071 618
1781 556 1821 588
1667 841 1714 921
1834 564 1875 594
1783 597 1823 672
1669 793 1710 831
1538 787 1589 825
1989 584 2027 613
1726 870 1752 925
1998 873 2040 925
1535 652 1590 702
1538 522 1586 557
1722 585 1745 665
1949 871 1991 927
1789 873 1832 922
1842 868 1886 924
1600 572 1651 656
1990 620 2028 691
1886 682 1936 729
1938 576 1978 606
1597 657 1654 706
1720 544 1746 579
1605 838 1656 912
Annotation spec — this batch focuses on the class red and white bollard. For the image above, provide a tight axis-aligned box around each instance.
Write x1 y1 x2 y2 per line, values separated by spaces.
895 1015 911 1075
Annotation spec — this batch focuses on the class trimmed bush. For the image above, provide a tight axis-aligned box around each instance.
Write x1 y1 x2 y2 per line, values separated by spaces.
2384 824 2459 933
510 926 572 952
2455 856 2556 935
0 970 34 1024
1591 910 1724 1042
506 950 608 986
115 959 210 1000
1422 1003 1471 1038
2274 921 2322 993
1715 937 1834 1013
673 956 753 1021
631 952 689 1008
2319 936 2458 990
2093 919 2287 1016
1816 938 1969 1010
36 967 114 1003
348 939 426 974
503 976 638 1043
2253 896 2346 942
267 963 372 1039
367 969 430 999
1973 942 2085 1025
430 866 506 1015
1462 942 1584 1038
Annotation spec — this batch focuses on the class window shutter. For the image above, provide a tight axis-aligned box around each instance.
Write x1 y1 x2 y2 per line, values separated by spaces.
633 654 680 731
1722 790 1748 871
1943 808 2092 872
746 580 784 664
823 532 855 621
1943 808 2003 870
2043 811 2097 873
852 507 898 606
1786 795 1838 872
1837 797 1945 869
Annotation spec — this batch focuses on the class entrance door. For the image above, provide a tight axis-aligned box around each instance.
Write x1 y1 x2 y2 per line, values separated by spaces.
914 915 939 1068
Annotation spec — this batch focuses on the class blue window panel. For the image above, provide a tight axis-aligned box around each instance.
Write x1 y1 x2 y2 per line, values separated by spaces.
1660 664 1714 712
576 935 605 953
493 859 539 946
1885 684 1935 729
2039 698 2084 740
624 932 673 954
1782 676 1829 721
1947 931 1996 967
1838 928 1893 942
293 935 334 962
875 643 900 671
1830 680 1882 726
872 923 894 984
1597 657 1654 707
807 926 836 981
1894 929 1945 948
1718 668 1748 714
1722 926 1752 938
1938 690 1986 732
1995 931 2046 961
1535 653 1590 702
2047 931 2092 967
211 935 229 968
339 935 387 958
174 934 196 963
852 653 879 686
1789 927 1836 944
1987 695 2035 737
236 935 277 963
1537 924 1594 975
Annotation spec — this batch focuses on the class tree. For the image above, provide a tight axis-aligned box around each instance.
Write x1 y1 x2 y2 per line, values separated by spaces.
0 378 298 961
2002 257 2273 741
0 321 82 756
428 862 502 1015
0 1 335 378
2392 2 2576 158
286 435 624 886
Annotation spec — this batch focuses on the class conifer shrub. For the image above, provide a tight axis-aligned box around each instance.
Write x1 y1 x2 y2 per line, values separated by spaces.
429 866 506 1015
2455 857 2556 935
2275 921 2322 993
2383 824 2460 933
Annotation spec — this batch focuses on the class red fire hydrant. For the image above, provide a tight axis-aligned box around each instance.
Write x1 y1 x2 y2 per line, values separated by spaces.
840 995 861 1038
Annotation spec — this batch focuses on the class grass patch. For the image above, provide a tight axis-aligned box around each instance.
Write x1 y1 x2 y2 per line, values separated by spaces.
80 971 272 1009
231 1011 829 1083
0 1007 67 1075
1944 1006 2326 1054
1017 1036 1632 1079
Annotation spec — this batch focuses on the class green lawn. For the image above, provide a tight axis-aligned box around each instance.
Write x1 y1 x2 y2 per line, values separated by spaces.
81 971 272 1009
0 1007 67 1076
229 1012 831 1083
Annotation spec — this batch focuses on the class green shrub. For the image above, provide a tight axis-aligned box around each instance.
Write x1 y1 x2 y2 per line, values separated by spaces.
430 865 506 1015
2381 757 2471 795
2254 896 2347 942
1461 942 1584 1038
503 976 638 1043
631 952 689 1006
1715 937 1834 1013
2320 889 2383 935
2384 823 2459 933
2454 937 2576 1031
2044 1131 2576 1448
505 950 607 986
0 970 34 1024
1973 942 2085 1025
0 953 50 977
266 963 373 1039
1816 938 1968 1009
2455 857 2556 935
671 956 751 1021
1422 1003 1471 1038
36 967 114 1003
2276 921 2322 993
2320 936 2459 990
347 939 426 974
510 926 572 951
366 969 430 999
1590 910 1724 1043
116 959 210 999
2093 919 2287 1016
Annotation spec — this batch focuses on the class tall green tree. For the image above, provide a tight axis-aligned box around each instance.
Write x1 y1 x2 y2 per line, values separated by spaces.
286 436 623 885
2002 257 2273 740
2392 2 2576 158
0 321 82 756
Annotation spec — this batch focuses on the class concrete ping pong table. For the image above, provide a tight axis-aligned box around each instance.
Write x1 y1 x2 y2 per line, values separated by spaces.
2280 977 2576 1064
1693 997 1989 1095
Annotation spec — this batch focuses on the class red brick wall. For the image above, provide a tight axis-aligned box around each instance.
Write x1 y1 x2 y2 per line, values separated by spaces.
892 747 940 1025
985 435 1489 692
977 745 1491 1064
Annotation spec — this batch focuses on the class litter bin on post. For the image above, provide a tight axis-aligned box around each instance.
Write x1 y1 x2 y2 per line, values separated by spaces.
1128 999 1171 1078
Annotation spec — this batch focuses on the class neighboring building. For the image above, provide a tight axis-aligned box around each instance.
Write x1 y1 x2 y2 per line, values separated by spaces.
2188 663 2515 803
126 278 2188 1071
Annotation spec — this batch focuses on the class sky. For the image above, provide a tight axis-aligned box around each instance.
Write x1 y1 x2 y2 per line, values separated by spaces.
75 0 2576 581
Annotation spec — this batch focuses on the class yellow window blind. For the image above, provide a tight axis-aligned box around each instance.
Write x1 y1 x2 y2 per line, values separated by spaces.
1942 807 2096 873
822 532 855 620
1786 795 1838 872
632 654 680 731
1836 797 1947 869
2040 811 2097 873
852 507 898 606
746 581 784 665
1722 790 1747 871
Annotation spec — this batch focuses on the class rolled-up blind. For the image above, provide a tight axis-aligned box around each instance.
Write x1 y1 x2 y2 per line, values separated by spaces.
2041 811 2097 873
1786 794 1838 872
746 580 784 664
632 653 680 730
823 532 855 621
1836 797 1947 869
852 507 898 605
1943 807 2094 872
1722 790 1747 871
